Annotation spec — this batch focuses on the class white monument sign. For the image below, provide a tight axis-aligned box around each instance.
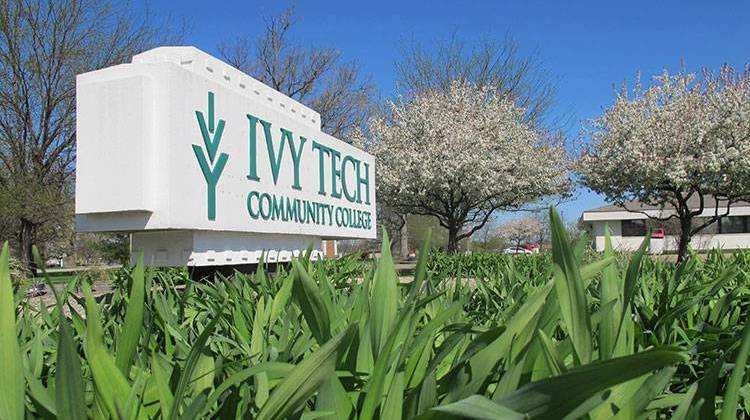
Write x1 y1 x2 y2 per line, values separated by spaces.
75 47 376 266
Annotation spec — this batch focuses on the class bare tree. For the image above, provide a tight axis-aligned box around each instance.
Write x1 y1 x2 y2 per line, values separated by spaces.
376 203 405 254
471 216 501 251
531 210 551 249
218 6 375 139
395 32 557 127
0 0 181 273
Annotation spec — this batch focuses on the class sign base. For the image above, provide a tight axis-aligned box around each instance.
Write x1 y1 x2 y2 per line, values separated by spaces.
130 230 324 267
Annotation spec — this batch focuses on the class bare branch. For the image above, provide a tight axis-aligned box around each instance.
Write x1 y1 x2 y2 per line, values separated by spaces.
0 0 181 269
218 5 374 139
395 32 557 128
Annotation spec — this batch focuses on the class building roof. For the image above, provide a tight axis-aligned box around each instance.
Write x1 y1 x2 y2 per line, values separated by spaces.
585 196 750 214
581 196 750 222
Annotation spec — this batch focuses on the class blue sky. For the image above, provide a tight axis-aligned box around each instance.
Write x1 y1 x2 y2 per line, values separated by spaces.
145 0 750 223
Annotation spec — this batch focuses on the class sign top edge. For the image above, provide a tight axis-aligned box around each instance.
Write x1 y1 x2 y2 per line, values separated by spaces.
114 46 322 131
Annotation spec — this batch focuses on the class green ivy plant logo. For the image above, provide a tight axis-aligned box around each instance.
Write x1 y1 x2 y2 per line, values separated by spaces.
192 91 229 221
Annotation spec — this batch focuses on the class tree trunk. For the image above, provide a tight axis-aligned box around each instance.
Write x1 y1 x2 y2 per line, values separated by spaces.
676 216 692 264
400 220 409 260
19 218 37 277
447 227 460 253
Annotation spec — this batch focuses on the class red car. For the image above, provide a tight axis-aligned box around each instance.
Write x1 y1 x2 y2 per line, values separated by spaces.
651 227 666 239
522 244 541 253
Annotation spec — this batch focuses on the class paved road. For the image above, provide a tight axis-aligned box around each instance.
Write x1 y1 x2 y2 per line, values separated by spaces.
36 265 121 275
394 262 416 272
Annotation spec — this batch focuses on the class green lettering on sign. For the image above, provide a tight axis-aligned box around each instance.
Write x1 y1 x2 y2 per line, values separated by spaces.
358 161 371 204
329 148 342 199
259 193 271 220
266 128 289 185
247 191 260 219
312 141 331 196
289 136 307 190
246 114 262 181
341 155 358 203
193 92 229 221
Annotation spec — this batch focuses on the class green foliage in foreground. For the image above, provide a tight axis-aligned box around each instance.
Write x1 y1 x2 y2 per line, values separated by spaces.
2 209 750 419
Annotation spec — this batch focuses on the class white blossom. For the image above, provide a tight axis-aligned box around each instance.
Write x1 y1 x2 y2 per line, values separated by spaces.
578 67 750 205
576 66 750 260
496 217 542 248
364 81 570 250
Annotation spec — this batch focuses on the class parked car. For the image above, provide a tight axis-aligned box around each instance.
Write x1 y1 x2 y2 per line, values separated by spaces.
651 227 666 239
523 243 541 253
503 246 532 255
45 256 64 268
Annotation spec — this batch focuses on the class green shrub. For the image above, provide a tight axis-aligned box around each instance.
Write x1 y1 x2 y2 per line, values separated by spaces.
1 208 749 418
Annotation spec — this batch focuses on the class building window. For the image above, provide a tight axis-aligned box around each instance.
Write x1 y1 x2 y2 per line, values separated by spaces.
622 219 647 237
719 216 750 234
693 218 720 234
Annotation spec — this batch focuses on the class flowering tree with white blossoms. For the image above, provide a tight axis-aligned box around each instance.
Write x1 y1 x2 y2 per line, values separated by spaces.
577 66 750 262
367 81 570 252
497 217 542 250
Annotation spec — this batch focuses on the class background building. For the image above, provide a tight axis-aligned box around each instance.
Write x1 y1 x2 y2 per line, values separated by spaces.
582 198 750 253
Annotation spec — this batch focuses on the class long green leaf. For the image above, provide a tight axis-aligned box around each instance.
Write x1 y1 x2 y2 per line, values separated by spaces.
495 347 687 419
580 256 616 283
672 383 699 420
404 300 464 386
598 225 623 360
315 375 353 420
200 362 293 417
360 309 413 420
721 312 750 420
0 242 23 420
55 299 87 419
168 313 221 420
292 260 332 344
431 395 524 420
151 354 175 418
269 271 294 329
444 283 553 401
538 329 567 376
32 246 87 420
602 367 677 420
550 207 593 365
382 371 405 420
696 358 723 420
116 253 146 376
617 233 650 341
370 229 398 357
83 282 134 419
406 228 432 305
25 371 56 416
257 324 356 420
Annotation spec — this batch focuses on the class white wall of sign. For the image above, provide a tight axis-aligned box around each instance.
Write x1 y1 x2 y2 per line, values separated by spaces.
76 46 377 266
